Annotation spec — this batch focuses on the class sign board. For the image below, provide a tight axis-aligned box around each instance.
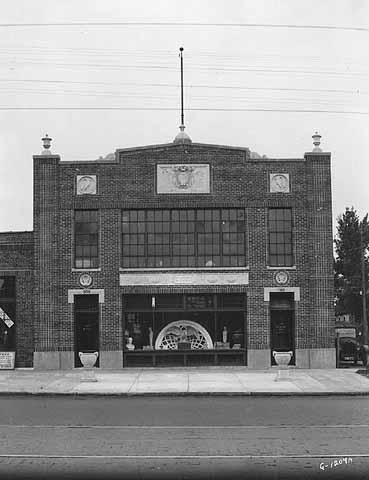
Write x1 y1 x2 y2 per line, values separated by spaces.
335 328 356 338
336 314 352 323
120 271 249 287
0 307 14 328
0 351 15 369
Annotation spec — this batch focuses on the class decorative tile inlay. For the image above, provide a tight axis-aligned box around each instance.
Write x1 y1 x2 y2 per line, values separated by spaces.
76 175 97 195
270 173 290 193
157 164 210 194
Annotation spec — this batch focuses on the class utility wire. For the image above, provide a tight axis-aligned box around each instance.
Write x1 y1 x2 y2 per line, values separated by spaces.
0 45 365 61
0 78 365 95
0 45 366 68
0 87 364 108
0 107 367 114
0 22 366 33
3 59 369 78
2 55 368 77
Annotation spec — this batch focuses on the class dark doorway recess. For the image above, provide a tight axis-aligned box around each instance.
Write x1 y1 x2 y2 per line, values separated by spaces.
270 293 295 365
74 295 99 367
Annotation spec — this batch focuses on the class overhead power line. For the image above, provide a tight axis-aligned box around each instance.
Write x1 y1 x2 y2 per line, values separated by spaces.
3 59 369 78
0 87 364 109
0 45 365 68
0 107 367 115
0 78 365 96
0 22 366 33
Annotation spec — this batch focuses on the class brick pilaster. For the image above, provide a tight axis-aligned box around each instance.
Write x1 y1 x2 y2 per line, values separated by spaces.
305 152 335 349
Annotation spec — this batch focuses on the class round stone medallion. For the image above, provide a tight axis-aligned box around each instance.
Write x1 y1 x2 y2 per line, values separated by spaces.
79 273 93 288
274 271 290 286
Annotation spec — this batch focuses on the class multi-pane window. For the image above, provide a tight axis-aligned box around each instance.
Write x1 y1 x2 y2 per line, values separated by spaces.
122 209 246 268
74 210 99 268
268 208 293 266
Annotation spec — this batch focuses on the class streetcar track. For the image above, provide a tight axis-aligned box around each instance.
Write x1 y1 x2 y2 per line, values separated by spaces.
0 424 369 429
0 454 368 459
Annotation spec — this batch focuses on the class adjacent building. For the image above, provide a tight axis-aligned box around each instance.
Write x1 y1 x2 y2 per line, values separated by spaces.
0 130 336 369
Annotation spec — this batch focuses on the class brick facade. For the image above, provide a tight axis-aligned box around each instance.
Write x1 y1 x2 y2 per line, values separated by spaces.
0 231 34 367
0 140 336 369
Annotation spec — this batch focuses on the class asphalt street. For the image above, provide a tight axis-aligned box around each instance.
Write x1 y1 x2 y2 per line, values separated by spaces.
1 395 369 479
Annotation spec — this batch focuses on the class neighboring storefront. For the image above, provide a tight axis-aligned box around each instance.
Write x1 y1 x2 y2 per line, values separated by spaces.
0 131 336 369
0 232 33 368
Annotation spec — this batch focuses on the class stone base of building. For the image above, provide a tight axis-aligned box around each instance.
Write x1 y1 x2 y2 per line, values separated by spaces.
33 351 74 370
295 348 336 369
33 348 336 370
247 349 270 369
34 350 124 369
248 348 336 369
100 350 123 369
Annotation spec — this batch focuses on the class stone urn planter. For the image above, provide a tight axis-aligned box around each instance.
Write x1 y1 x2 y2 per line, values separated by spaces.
273 350 293 381
79 351 99 382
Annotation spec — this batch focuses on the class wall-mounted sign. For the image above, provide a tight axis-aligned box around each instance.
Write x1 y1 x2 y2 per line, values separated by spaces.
335 328 356 338
120 271 249 286
0 351 15 369
0 307 14 328
157 164 210 194
270 174 290 193
76 175 97 195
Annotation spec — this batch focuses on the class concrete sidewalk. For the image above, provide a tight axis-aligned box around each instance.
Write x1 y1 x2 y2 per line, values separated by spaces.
0 367 368 396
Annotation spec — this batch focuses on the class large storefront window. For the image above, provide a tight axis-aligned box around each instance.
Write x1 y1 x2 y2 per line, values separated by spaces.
121 209 246 268
122 293 246 366
0 277 16 351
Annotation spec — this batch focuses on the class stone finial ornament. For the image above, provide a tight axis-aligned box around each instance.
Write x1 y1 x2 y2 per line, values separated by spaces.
312 132 322 152
41 134 52 155
173 124 192 144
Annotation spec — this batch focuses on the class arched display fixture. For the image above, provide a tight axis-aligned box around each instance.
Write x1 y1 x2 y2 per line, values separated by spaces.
155 320 213 350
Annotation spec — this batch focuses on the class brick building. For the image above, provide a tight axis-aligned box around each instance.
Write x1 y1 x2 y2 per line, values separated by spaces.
0 130 336 369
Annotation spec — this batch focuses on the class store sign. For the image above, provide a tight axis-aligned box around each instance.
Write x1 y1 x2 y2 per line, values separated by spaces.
120 271 249 286
336 328 356 338
4 318 14 328
0 351 15 369
0 307 14 328
157 164 210 194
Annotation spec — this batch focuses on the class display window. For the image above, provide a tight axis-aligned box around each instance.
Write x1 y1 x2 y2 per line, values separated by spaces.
122 293 247 366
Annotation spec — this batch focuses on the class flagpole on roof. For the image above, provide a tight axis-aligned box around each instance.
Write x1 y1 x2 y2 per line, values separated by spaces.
180 47 184 128
173 47 192 144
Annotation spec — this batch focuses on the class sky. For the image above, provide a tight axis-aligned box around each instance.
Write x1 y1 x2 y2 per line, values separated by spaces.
0 0 368 233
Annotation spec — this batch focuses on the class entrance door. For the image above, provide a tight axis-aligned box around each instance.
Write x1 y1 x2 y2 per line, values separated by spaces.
270 310 294 365
74 295 99 367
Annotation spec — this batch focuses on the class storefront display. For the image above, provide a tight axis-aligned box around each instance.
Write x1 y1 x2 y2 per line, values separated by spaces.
123 293 246 366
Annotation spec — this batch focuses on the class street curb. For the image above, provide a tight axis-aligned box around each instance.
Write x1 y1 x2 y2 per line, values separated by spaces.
1 391 369 397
